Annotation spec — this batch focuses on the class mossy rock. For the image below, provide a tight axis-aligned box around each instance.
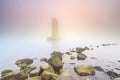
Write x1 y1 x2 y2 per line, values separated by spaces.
51 51 63 60
40 64 55 75
48 55 63 74
15 58 33 67
41 71 59 80
1 70 15 78
77 53 87 60
74 65 95 76
26 76 41 80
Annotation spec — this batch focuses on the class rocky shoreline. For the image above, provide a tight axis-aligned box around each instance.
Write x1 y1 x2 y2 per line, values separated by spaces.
0 43 120 80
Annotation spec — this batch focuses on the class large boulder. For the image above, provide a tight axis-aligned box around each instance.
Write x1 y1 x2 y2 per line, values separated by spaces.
15 58 33 67
74 65 95 76
77 53 87 60
47 55 63 74
41 71 59 80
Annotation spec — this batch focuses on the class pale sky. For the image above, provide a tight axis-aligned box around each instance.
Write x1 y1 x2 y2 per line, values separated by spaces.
0 0 120 38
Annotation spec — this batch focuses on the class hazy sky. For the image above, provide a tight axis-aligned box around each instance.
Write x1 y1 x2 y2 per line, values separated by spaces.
0 0 120 38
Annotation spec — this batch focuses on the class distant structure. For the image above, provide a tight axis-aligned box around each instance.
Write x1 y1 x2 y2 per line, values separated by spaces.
48 18 59 41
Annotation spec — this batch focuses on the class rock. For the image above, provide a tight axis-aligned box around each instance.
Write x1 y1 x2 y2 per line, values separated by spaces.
1 70 15 78
47 55 63 74
30 70 39 77
51 51 63 60
69 63 75 65
26 76 41 80
39 64 55 75
15 71 28 80
77 53 87 60
76 47 88 53
15 58 33 67
74 65 95 76
97 46 99 48
40 57 47 62
94 66 104 72
70 56 76 60
91 57 96 59
69 48 75 52
41 71 59 80
20 65 37 74
115 68 120 70
65 52 72 55
117 60 120 62
106 71 120 78
1 74 16 80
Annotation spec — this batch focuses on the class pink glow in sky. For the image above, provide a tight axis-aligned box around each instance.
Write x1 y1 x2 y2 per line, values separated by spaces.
1 0 120 38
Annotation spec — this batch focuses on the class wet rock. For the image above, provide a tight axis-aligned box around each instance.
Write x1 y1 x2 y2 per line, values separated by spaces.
15 71 28 80
30 70 39 77
51 51 63 60
40 57 47 62
1 70 15 78
20 65 37 74
39 64 55 75
77 53 87 60
70 56 76 60
1 74 16 80
74 65 95 76
76 47 86 53
47 55 63 74
26 76 41 80
106 71 120 78
41 71 59 80
65 52 72 55
94 66 104 72
15 58 33 67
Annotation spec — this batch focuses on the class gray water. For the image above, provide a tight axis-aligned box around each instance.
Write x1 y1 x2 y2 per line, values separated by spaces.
0 36 120 80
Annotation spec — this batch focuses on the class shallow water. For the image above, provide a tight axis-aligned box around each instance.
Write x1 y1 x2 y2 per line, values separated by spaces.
0 37 120 79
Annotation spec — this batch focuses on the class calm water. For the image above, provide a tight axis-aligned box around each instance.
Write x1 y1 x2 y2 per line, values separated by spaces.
0 36 120 80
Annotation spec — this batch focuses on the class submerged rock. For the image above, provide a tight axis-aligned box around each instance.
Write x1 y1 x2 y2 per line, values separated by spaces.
74 65 95 76
106 71 120 78
76 47 89 53
41 71 59 80
94 66 104 72
65 52 72 55
15 58 33 67
77 53 87 60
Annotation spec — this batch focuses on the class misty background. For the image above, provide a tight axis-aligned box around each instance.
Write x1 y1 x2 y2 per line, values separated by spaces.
0 0 120 40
